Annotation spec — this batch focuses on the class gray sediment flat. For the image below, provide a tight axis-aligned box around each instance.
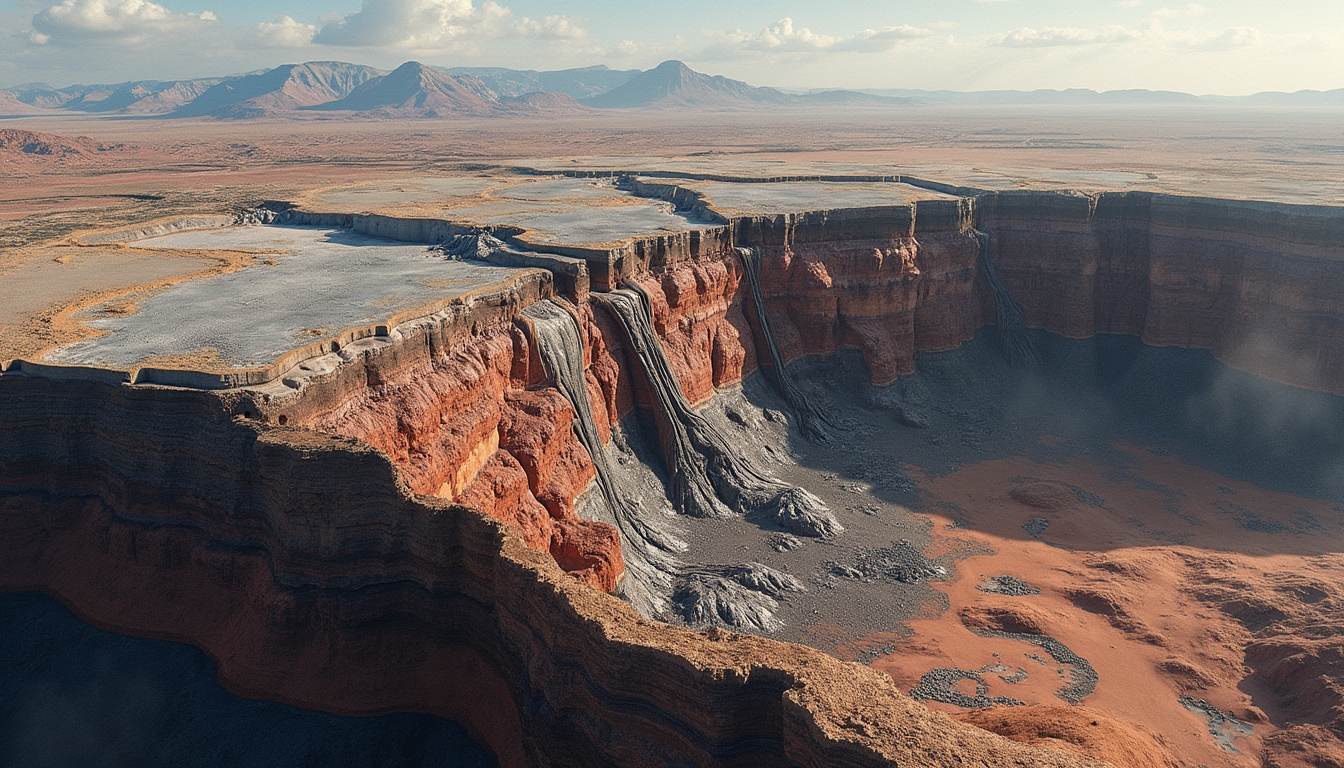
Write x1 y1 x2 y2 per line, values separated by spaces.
45 225 521 370
520 157 1344 205
445 178 708 245
651 178 956 215
308 177 500 211
314 176 709 246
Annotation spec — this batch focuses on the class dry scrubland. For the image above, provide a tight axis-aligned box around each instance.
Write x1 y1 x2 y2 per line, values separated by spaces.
2 106 1344 768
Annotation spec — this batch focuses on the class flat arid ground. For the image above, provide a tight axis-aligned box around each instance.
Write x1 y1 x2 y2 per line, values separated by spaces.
3 106 1343 767
4 106 1342 360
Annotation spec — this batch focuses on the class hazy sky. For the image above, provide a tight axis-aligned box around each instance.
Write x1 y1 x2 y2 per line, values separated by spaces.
3 0 1342 93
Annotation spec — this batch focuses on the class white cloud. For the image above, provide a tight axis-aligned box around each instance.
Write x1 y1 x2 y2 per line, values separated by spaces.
1151 4 1207 18
992 25 1143 47
254 15 316 47
509 15 585 41
711 17 932 56
31 0 216 43
990 10 1258 53
308 0 586 49
1174 25 1262 50
313 0 511 48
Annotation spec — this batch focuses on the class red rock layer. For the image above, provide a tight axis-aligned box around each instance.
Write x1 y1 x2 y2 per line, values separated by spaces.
582 215 983 403
304 321 622 593
747 234 983 386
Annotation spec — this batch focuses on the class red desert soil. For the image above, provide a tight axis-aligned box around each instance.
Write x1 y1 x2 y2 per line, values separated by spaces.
869 441 1344 767
956 705 1180 768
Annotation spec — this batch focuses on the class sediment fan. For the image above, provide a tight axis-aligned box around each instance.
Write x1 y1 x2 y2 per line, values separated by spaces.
522 297 808 631
594 284 841 540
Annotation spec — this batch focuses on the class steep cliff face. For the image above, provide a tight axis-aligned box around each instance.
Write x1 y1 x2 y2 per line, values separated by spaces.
0 374 1100 768
297 316 622 593
719 201 984 386
163 187 1341 624
5 182 1340 768
981 191 1344 395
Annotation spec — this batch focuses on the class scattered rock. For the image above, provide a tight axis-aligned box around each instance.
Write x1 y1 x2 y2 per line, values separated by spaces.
971 628 1098 703
830 564 864 580
909 665 1026 708
824 541 947 585
1022 518 1051 539
1180 695 1253 753
978 575 1041 596
725 403 760 428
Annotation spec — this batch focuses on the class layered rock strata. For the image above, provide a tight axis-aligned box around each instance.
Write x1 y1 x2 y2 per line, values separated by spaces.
3 182 1343 768
979 191 1344 395
0 371 1100 768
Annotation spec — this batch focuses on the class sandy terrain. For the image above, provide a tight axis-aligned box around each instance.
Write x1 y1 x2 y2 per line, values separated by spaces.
0 249 213 326
872 444 1344 767
0 245 251 363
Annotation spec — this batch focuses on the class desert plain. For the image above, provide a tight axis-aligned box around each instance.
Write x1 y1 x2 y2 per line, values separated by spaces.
2 99 1344 768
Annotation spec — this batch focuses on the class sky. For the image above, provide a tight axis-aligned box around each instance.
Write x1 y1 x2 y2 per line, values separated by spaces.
2 0 1342 94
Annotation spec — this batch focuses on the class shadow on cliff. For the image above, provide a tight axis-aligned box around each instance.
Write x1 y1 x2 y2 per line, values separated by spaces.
764 329 1344 557
0 591 498 768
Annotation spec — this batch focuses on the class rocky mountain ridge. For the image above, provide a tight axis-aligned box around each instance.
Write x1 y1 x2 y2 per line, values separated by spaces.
0 59 899 118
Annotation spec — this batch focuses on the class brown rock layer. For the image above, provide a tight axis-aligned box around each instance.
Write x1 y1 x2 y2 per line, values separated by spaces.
979 191 1344 395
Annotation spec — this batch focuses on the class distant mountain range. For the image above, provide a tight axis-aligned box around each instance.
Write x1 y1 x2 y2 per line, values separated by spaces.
0 59 907 119
2 60 1339 119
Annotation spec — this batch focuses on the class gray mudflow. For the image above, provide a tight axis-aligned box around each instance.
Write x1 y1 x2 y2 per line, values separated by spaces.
593 286 840 538
524 297 808 632
45 226 521 370
522 298 686 619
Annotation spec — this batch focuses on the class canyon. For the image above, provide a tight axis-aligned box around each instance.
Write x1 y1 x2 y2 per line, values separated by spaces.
1 134 1343 768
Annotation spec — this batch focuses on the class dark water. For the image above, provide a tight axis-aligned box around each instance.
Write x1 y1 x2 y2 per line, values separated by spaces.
0 592 497 768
